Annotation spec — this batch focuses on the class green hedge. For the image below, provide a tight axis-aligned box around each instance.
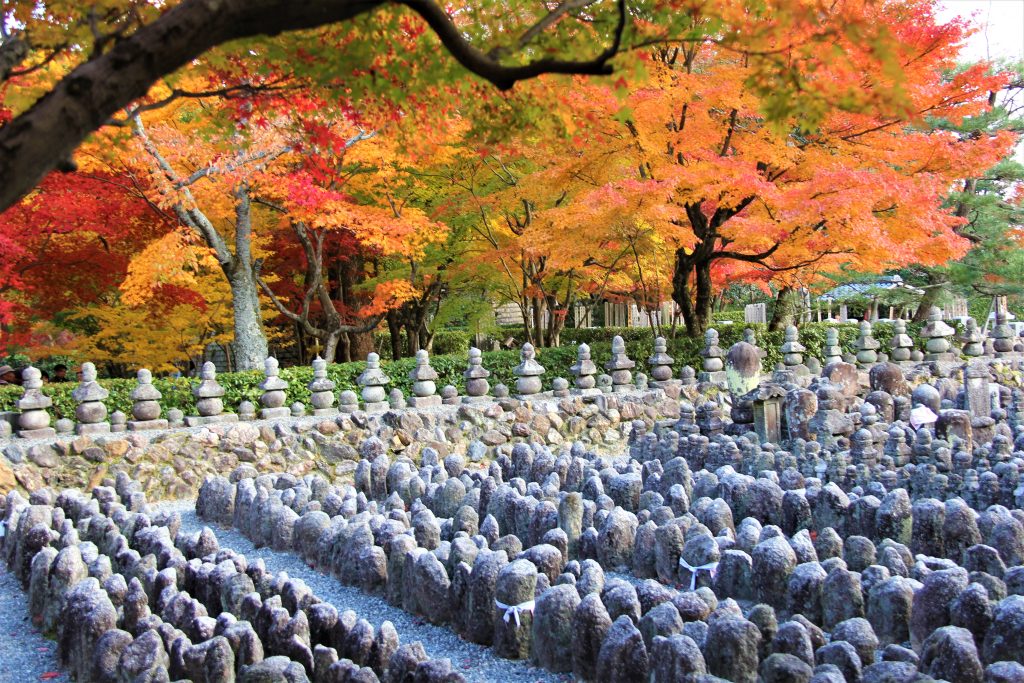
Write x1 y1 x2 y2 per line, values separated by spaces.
0 321 934 419
0 348 572 419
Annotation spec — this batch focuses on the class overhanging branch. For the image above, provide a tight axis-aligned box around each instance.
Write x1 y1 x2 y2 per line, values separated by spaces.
0 0 631 213
399 0 626 90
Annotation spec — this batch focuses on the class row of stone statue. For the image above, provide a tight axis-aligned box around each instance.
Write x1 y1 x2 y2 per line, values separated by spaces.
701 310 1018 381
5 337 641 439
5 309 1019 440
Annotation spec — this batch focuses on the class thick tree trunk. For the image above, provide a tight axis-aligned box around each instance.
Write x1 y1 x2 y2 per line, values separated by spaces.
338 334 351 363
547 313 564 347
406 326 422 355
323 330 342 363
672 250 701 338
225 189 268 371
768 286 800 331
913 289 940 321
227 267 268 371
692 261 714 337
913 278 946 321
348 331 375 361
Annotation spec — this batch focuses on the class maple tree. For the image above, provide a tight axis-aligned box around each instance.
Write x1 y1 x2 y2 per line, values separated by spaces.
125 104 283 370
62 271 235 374
2 0 1019 368
250 111 448 362
0 0 932 216
445 143 676 347
345 132 466 359
478 0 1017 338
424 74 665 348
653 1 1015 336
116 83 455 367
0 167 166 350
0 0 627 211
902 61 1024 320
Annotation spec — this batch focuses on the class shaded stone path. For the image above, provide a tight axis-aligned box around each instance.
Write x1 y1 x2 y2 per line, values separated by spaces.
162 500 569 683
0 562 64 683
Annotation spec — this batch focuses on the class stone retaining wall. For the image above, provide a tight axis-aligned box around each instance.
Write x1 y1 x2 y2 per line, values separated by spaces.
0 390 679 498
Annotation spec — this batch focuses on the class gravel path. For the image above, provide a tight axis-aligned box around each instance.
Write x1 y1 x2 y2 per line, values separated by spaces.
161 501 568 683
0 563 65 683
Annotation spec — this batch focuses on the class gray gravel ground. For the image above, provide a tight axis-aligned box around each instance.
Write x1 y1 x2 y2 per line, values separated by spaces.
0 563 65 683
162 500 568 683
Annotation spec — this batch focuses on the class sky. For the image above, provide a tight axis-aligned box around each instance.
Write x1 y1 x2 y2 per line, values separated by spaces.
937 0 1024 161
937 0 1024 62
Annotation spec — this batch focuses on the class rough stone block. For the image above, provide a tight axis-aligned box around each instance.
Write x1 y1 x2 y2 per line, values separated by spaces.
184 414 239 427
76 422 111 435
18 427 56 439
127 419 169 431
407 395 442 408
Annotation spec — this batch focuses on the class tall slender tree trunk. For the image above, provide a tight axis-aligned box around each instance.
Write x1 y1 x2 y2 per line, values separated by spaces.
386 312 403 361
323 330 342 363
519 296 535 346
532 297 546 347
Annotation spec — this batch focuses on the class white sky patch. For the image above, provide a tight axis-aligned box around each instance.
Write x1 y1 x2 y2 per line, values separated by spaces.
938 0 1024 163
937 0 1024 62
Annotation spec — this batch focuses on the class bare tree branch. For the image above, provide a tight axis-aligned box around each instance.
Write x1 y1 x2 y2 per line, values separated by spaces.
130 114 234 266
177 145 293 188
110 79 296 124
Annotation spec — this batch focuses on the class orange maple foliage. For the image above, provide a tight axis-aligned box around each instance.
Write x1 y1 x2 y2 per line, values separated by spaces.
114 88 450 363
473 0 1016 337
